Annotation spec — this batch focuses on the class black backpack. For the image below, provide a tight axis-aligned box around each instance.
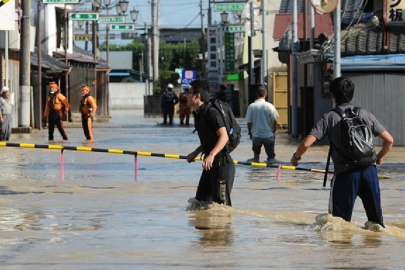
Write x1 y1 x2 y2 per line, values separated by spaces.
207 99 241 153
323 107 377 186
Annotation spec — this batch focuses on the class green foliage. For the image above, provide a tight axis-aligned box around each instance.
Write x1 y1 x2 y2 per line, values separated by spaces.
103 37 202 79
159 40 201 72
121 77 135 83
154 71 180 94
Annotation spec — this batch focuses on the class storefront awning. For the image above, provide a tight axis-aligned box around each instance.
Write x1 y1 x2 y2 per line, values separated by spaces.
109 72 130 76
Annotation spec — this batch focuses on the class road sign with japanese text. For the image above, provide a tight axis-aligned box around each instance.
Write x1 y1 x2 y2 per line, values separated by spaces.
224 33 235 73
70 13 98 20
223 25 245 33
110 24 134 30
74 34 92 41
99 16 126 24
214 3 245 11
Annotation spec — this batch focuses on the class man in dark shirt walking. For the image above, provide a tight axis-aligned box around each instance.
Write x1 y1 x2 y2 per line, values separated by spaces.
186 79 235 207
291 77 393 227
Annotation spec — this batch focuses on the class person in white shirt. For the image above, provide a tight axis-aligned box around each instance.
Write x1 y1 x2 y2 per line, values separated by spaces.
246 85 279 163
0 86 13 141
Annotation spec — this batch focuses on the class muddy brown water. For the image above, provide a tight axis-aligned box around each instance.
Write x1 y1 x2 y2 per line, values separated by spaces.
0 110 404 269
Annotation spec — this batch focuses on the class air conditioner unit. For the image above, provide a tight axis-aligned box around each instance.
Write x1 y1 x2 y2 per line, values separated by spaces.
0 26 36 52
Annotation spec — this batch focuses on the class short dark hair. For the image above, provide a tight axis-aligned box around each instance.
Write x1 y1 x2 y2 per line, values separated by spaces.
330 77 354 103
190 79 211 103
219 84 227 91
255 85 268 98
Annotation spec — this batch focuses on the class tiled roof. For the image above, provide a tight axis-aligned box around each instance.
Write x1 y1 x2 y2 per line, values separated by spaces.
31 50 69 72
279 0 366 25
273 13 333 40
330 17 405 55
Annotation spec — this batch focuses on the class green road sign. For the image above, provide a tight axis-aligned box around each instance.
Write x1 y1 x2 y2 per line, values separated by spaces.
99 16 126 24
224 33 235 73
223 25 245 33
70 13 98 21
110 24 134 31
214 3 245 12
43 0 79 3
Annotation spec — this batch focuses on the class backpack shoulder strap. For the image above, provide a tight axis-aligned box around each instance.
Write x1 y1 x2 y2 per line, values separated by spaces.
332 107 345 118
353 107 361 116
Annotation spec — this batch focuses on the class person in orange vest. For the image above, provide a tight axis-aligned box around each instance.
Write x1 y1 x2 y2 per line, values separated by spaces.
43 82 69 141
179 86 191 125
79 85 97 140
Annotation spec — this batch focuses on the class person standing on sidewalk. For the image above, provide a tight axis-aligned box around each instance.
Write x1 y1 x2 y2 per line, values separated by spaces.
0 86 13 141
79 85 97 141
290 77 393 228
186 79 235 206
161 83 179 125
43 82 70 141
246 85 279 163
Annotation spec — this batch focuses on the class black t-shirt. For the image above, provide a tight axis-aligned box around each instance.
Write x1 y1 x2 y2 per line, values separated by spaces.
194 103 226 154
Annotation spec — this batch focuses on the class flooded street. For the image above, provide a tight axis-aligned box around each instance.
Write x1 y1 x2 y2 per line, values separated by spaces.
1 110 405 269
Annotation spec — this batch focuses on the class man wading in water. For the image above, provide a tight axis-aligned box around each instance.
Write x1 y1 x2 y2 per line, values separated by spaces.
186 79 235 207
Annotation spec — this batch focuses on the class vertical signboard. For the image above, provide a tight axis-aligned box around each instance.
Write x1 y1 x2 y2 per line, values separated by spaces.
384 0 405 25
224 33 235 73
207 26 218 72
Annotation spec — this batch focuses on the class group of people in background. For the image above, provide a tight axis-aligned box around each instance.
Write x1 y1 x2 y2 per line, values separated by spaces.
0 82 97 142
160 83 230 127
160 83 192 126
43 82 97 141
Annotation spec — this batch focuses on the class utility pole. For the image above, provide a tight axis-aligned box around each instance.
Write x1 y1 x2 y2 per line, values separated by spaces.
140 51 144 83
145 23 150 95
292 0 298 138
152 0 159 84
260 0 266 85
85 21 89 51
183 38 187 69
208 0 212 25
200 0 206 79
249 2 255 85
64 4 69 104
19 0 31 128
334 1 341 78
37 0 42 129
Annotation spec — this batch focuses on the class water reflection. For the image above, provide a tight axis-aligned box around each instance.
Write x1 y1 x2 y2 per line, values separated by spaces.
188 209 233 247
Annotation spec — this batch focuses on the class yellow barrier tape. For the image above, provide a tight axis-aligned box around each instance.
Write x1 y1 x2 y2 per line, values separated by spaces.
76 147 92 152
137 151 152 156
108 149 124 154
165 154 180 159
251 162 268 167
281 165 296 170
49 145 63 150
0 142 6 147
20 143 35 148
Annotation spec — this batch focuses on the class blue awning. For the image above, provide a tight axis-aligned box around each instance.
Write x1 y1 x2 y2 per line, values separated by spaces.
109 72 130 76
330 54 405 71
